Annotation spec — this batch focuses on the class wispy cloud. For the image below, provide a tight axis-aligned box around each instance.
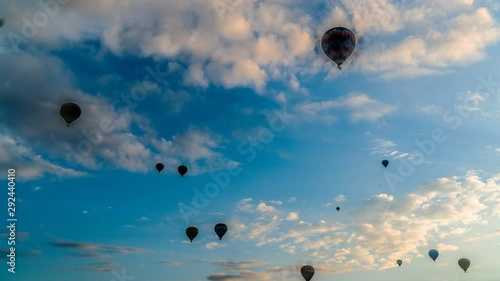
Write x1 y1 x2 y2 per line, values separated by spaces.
205 260 274 281
286 212 299 221
295 92 396 124
154 261 183 266
0 134 88 181
48 240 150 260
420 105 443 114
226 171 500 272
335 195 346 202
69 262 119 272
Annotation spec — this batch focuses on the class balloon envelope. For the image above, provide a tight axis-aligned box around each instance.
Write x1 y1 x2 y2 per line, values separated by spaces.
382 160 389 168
60 102 81 126
178 165 188 177
156 163 164 173
214 223 228 240
301 265 314 281
397 260 402 266
428 249 439 262
336 207 340 211
458 258 470 273
186 227 198 242
321 27 356 69
0 19 5 28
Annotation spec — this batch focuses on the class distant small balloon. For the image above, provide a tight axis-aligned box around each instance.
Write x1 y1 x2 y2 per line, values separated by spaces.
0 19 5 28
214 223 228 240
156 163 164 173
382 160 389 168
186 226 198 242
428 249 439 262
301 265 314 281
458 258 470 273
336 207 340 211
397 259 402 267
178 165 188 177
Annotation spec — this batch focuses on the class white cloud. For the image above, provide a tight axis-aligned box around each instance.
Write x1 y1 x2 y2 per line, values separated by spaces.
152 126 240 175
295 92 396 124
229 171 500 273
287 197 296 203
256 202 276 213
2 0 499 92
249 215 282 244
369 138 410 159
0 134 88 182
436 243 459 251
206 242 224 250
0 52 240 182
237 198 254 213
335 195 346 202
335 93 398 122
344 2 500 78
463 229 500 242
420 105 443 114
286 212 299 221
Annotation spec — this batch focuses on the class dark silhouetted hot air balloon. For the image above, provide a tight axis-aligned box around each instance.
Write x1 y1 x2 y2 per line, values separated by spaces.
301 265 314 281
458 258 470 273
214 223 227 240
428 249 439 262
178 165 188 177
336 207 340 211
321 27 356 69
156 163 164 173
0 18 5 28
59 102 81 127
382 160 389 168
397 259 402 267
186 226 198 242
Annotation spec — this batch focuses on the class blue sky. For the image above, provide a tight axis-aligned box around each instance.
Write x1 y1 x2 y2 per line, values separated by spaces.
1 0 500 280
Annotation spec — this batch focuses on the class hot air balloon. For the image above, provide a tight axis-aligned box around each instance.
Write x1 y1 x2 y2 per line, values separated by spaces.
397 260 402 267
336 207 340 211
0 18 5 28
186 226 198 242
382 160 389 168
214 223 227 240
178 165 188 177
458 258 470 273
156 163 164 173
59 102 81 127
428 249 439 262
301 265 314 281
321 27 356 70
